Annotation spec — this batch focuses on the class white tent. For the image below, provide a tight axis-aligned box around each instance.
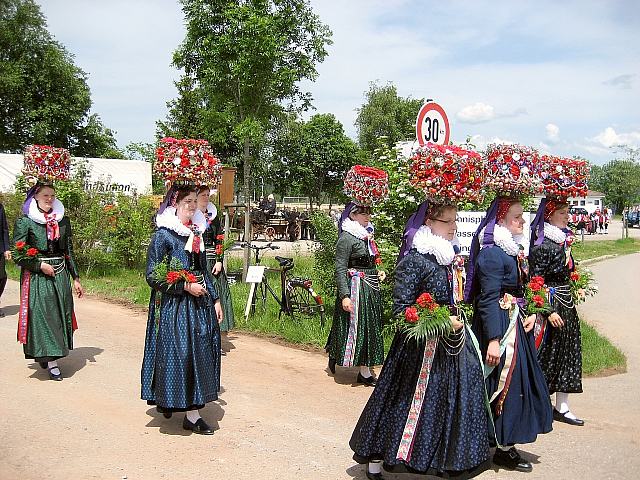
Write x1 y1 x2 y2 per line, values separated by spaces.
0 154 152 194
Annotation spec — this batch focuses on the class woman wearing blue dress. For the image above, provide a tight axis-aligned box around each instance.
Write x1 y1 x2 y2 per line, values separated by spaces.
350 201 489 479
141 184 223 435
465 197 553 472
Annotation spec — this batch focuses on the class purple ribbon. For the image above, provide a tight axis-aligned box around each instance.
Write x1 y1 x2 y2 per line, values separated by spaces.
397 200 431 262
464 198 499 303
157 185 178 215
338 202 355 234
529 197 548 247
21 185 39 215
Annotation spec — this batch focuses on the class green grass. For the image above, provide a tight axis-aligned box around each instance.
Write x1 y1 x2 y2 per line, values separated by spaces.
5 246 629 375
573 237 640 263
581 320 627 376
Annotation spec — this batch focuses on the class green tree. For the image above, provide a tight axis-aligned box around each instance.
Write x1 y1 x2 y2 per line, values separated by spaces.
163 0 332 274
269 113 358 209
599 147 640 214
355 81 424 154
0 0 121 156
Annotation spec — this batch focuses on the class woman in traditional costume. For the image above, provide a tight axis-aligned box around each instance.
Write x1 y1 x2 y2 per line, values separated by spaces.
141 138 223 435
529 155 589 426
197 183 234 335
326 165 388 386
466 144 553 472
350 145 489 479
13 145 84 381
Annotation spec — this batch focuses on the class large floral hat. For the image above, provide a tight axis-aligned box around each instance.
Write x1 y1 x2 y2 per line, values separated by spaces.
155 137 222 186
409 143 484 203
539 155 589 200
484 143 542 197
22 145 71 185
343 165 389 206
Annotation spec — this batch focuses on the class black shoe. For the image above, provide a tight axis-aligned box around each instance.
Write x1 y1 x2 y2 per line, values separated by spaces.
356 373 376 386
156 406 172 419
48 366 63 381
182 416 214 435
38 361 48 369
366 471 384 480
328 357 336 375
553 408 584 426
493 447 532 472
0 308 5 317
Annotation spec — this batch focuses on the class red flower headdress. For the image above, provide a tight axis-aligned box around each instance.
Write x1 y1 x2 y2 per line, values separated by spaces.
539 155 589 201
343 165 389 206
155 137 222 186
409 143 484 203
22 145 71 185
484 144 542 197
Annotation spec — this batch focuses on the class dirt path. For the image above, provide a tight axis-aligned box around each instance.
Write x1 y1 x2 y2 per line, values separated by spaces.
1 255 639 480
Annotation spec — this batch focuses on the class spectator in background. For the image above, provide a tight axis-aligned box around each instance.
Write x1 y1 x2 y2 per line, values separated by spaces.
603 208 610 234
0 200 10 317
257 196 266 210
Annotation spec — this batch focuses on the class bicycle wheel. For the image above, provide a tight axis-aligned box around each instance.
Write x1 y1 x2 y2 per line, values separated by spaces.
286 280 325 326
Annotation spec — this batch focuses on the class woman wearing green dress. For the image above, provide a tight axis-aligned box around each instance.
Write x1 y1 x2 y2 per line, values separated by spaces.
197 186 234 333
14 182 84 381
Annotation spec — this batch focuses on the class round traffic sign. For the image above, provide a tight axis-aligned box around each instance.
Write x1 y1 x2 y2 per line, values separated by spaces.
415 102 450 146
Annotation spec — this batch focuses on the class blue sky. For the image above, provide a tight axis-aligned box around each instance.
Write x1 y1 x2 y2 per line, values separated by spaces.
38 0 639 164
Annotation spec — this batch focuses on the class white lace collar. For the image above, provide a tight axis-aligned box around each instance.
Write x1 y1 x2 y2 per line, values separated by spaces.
478 223 523 257
411 225 455 265
544 222 566 244
203 202 218 225
156 207 207 237
27 198 65 224
341 217 374 240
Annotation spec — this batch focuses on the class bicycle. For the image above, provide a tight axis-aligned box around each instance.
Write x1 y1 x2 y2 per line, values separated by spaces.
240 242 325 326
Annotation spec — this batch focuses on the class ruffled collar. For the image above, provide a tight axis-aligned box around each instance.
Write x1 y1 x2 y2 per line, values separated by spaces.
27 198 65 224
341 217 374 240
411 225 455 265
156 207 207 237
478 223 523 257
203 202 218 225
544 222 566 244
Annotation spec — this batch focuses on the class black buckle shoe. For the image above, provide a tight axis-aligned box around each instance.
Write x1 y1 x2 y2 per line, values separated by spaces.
328 357 336 375
366 471 384 480
493 447 532 472
553 408 585 426
48 366 63 381
182 416 214 435
356 373 376 386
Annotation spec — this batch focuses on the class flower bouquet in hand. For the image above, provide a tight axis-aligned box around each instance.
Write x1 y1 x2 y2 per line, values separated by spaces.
385 292 453 342
569 267 598 304
11 241 40 263
151 256 197 287
525 275 552 314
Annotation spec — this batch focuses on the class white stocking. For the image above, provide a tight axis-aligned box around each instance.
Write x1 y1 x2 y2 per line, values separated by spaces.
359 366 372 378
47 361 60 374
186 410 201 423
556 392 577 419
368 460 382 474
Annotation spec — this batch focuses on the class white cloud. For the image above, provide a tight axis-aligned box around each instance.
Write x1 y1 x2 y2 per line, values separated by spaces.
469 134 513 150
591 127 640 148
457 103 495 124
603 74 634 89
546 123 560 144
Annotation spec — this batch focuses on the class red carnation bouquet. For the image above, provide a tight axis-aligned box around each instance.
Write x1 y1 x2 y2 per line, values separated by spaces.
385 292 455 341
569 267 598 304
484 144 542 197
155 138 222 185
23 145 71 184
343 165 389 206
525 275 552 314
409 143 484 203
539 155 589 200
151 256 199 288
11 240 40 263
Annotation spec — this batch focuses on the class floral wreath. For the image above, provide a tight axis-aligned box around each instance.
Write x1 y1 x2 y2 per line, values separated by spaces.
539 155 589 200
155 137 222 185
409 143 484 203
23 145 71 185
484 143 542 197
343 165 389 206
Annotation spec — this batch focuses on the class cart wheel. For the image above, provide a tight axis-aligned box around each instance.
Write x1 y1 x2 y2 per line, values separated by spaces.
265 226 276 241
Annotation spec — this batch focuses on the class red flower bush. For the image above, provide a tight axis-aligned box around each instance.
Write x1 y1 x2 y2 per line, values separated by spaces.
570 272 580 282
416 292 434 308
529 276 545 291
404 307 419 324
166 271 181 284
15 241 26 250
532 295 545 307
26 247 38 257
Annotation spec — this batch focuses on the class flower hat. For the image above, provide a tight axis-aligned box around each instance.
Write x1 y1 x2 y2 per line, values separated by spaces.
155 137 222 186
343 165 389 206
539 155 589 200
22 145 71 185
484 143 542 197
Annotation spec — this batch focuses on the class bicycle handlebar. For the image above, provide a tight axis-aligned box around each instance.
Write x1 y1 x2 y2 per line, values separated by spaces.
239 242 280 251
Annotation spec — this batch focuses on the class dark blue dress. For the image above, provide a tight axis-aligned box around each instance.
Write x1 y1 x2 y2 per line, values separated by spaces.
472 246 552 446
141 228 221 411
350 250 489 474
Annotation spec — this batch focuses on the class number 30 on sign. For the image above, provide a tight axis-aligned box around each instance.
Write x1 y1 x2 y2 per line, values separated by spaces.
415 102 450 146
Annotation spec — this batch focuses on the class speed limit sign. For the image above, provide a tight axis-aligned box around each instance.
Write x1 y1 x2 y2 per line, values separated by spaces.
416 102 450 146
